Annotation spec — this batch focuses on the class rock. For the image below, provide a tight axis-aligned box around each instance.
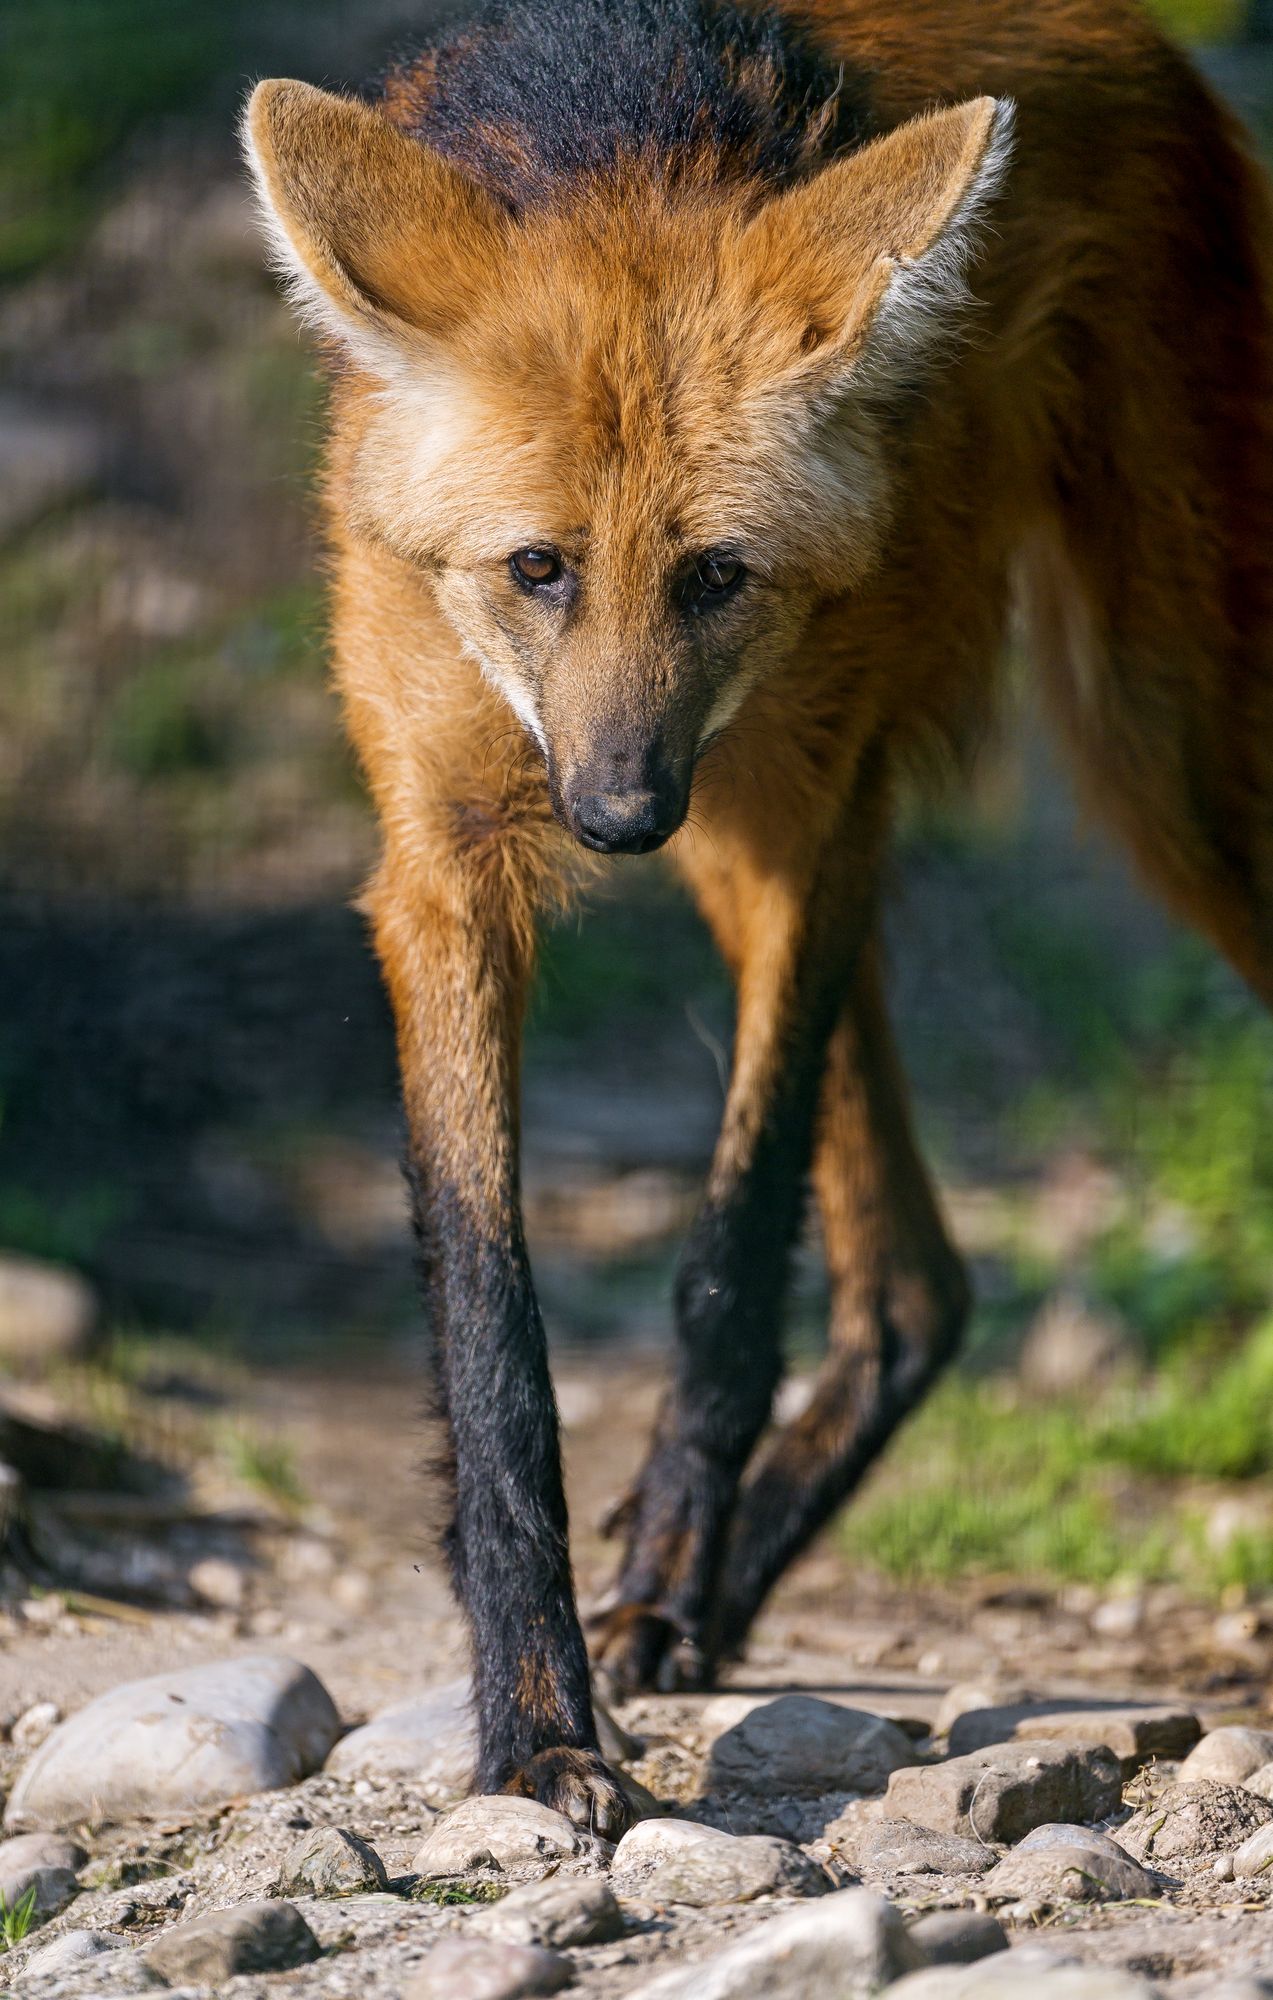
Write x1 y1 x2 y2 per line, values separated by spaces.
0 1831 86 1873
11 1702 62 1753
612 1819 829 1907
707 1695 917 1797
932 1683 1021 1740
1016 1822 1139 1863
838 1815 995 1877
404 1937 572 1999
1090 1595 1145 1640
0 1254 97 1367
1178 1726 1273 1787
947 1703 1200 1776
626 1887 924 1998
1120 1781 1273 1864
187 1557 247 1610
886 1965 1161 1998
411 1796 589 1877
1240 1760 1273 1800
23 1927 125 1976
5 1654 341 1829
481 1874 624 1947
907 1909 1009 1964
327 1677 636 1800
142 1899 320 1983
1018 1289 1135 1394
982 1838 1158 1904
0 1862 77 1925
1233 1820 1273 1876
885 1740 1122 1844
279 1824 387 1896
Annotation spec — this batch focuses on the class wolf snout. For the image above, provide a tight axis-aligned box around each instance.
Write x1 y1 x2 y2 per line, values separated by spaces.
565 784 683 855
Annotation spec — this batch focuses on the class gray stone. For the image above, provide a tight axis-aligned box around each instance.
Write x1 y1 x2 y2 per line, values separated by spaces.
0 1832 86 1873
327 1677 636 1801
0 1254 97 1366
278 1823 387 1896
1120 1781 1273 1864
481 1873 624 1947
411 1796 589 1877
982 1839 1159 1904
885 1740 1122 1844
404 1937 571 1999
22 1927 125 1976
0 1862 77 1926
1240 1760 1273 1800
5 1654 341 1830
931 1684 1022 1740
886 1967 1162 1999
626 1888 925 1998
907 1909 1009 1965
141 1899 319 1983
1233 1819 1273 1876
12 1702 62 1752
947 1703 1200 1776
1016 1822 1136 1863
1170 1982 1273 1998
707 1695 917 1798
842 1815 995 1877
617 1822 829 1908
1178 1726 1273 1787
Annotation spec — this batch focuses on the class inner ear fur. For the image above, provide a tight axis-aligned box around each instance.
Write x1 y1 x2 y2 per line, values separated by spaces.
243 78 508 359
744 95 1014 379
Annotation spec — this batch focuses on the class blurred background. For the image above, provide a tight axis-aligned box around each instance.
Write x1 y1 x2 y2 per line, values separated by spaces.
3 0 1273 1689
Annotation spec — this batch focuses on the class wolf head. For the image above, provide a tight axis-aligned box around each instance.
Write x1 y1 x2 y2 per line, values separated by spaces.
244 74 1010 852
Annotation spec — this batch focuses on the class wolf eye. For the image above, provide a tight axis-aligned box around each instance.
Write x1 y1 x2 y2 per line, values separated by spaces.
510 548 561 589
684 553 746 611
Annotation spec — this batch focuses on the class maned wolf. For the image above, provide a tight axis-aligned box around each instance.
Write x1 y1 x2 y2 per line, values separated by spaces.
245 0 1273 1832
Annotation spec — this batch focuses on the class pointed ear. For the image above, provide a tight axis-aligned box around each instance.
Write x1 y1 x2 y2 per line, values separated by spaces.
242 79 508 370
743 96 1014 392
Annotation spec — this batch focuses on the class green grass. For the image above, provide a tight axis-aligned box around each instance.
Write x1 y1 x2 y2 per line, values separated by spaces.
411 1881 506 1906
0 1884 39 1951
221 1429 306 1511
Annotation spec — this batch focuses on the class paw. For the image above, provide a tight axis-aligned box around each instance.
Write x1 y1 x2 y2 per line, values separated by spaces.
591 1601 712 1696
503 1744 632 1840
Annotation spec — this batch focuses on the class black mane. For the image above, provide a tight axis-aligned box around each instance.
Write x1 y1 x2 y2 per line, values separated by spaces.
380 0 874 206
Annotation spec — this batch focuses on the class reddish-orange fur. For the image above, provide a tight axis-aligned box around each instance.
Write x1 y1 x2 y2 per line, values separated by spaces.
245 1 1273 1823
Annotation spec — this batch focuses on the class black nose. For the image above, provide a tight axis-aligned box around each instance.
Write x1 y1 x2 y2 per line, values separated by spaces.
569 788 677 855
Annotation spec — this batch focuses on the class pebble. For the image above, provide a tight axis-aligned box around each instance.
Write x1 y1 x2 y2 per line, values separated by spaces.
835 1814 995 1877
625 1887 925 1998
0 1252 97 1365
611 1818 829 1907
187 1556 248 1611
931 1684 1021 1739
411 1796 589 1877
1214 1851 1237 1880
5 1655 341 1830
707 1694 917 1797
481 1874 625 1947
1016 1823 1138 1863
0 1831 86 1873
11 1702 62 1752
404 1936 572 1999
0 1861 78 1925
327 1677 636 1800
907 1908 1009 1964
947 1703 1200 1776
141 1898 320 1982
982 1837 1158 1904
1232 1819 1273 1877
22 1927 125 1976
1178 1726 1273 1787
278 1824 388 1896
885 1964 1161 1998
1120 1781 1273 1864
1240 1760 1273 1800
885 1740 1122 1844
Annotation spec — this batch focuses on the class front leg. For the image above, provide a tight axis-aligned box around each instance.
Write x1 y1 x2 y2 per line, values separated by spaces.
370 859 627 1835
595 796 882 1694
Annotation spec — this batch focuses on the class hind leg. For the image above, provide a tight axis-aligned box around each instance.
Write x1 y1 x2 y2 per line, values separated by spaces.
705 937 969 1667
